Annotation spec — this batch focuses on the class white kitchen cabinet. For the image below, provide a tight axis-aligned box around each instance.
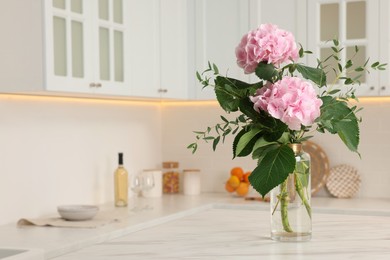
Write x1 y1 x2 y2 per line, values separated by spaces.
45 0 131 96
0 0 132 97
128 0 193 99
307 0 390 96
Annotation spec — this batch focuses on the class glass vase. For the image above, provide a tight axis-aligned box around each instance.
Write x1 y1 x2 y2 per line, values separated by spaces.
270 143 311 242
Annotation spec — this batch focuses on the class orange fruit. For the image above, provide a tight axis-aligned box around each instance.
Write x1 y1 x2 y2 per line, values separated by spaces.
243 171 251 183
230 167 244 181
227 175 240 189
225 182 236 193
236 182 249 197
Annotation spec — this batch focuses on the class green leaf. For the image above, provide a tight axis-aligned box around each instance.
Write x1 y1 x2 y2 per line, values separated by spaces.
215 76 255 90
299 46 304 58
235 127 262 157
255 62 279 82
238 97 260 122
263 120 288 142
252 143 278 161
220 116 229 123
296 64 327 87
328 89 341 95
215 86 240 112
248 145 296 197
212 136 220 151
295 160 310 188
251 137 278 160
318 97 360 152
212 63 219 74
371 61 380 68
232 128 247 159
335 113 359 152
346 60 353 69
196 71 202 82
333 39 339 46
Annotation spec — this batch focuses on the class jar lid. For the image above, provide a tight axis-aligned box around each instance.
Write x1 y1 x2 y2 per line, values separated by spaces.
143 169 162 173
183 169 200 173
162 161 179 168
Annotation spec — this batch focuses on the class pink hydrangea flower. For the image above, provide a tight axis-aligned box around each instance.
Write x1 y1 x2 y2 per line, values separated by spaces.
250 77 323 130
236 24 299 74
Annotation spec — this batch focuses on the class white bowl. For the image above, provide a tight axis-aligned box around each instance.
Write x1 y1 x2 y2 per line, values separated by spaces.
57 205 99 221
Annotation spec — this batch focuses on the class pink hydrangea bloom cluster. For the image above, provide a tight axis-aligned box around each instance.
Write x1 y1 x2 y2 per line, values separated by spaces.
250 77 323 131
235 24 299 74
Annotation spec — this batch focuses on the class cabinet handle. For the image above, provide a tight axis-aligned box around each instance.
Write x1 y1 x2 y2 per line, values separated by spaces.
158 88 168 93
370 86 375 91
89 83 96 87
95 83 102 88
381 86 386 91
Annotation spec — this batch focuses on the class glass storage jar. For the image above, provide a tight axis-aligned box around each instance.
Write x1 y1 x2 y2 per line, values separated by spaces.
162 161 180 194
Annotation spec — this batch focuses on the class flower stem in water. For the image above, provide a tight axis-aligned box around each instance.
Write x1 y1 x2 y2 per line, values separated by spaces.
280 179 293 233
295 172 312 219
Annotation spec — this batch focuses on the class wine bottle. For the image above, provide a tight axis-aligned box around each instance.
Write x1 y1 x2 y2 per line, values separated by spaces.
114 153 128 207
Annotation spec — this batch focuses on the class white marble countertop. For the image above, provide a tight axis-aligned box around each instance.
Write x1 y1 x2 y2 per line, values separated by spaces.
1 193 390 259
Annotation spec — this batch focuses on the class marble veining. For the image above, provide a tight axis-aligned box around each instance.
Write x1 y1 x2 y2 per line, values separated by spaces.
52 207 390 260
1 194 390 259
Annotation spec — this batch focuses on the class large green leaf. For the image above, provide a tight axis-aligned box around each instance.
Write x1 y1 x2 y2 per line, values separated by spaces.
334 112 359 152
317 96 360 152
248 144 296 197
232 128 247 159
255 62 279 82
215 76 260 90
238 97 261 122
296 64 327 87
235 127 262 157
214 86 240 112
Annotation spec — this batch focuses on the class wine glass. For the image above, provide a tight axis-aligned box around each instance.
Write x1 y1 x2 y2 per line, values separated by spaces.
129 174 142 211
140 172 155 210
129 173 155 211
141 172 155 193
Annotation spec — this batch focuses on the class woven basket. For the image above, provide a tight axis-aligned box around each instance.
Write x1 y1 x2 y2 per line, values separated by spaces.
326 164 361 198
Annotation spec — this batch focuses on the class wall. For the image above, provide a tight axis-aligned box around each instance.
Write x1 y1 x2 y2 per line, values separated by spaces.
0 95 162 225
1 94 389 226
161 99 390 199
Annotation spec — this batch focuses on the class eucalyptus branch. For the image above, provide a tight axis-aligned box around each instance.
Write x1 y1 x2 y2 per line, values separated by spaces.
187 114 250 154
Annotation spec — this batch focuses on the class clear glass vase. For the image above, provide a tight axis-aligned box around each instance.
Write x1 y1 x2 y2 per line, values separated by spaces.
270 143 311 242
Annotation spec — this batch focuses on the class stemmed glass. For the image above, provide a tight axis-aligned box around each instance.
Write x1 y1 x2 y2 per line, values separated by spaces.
129 173 155 211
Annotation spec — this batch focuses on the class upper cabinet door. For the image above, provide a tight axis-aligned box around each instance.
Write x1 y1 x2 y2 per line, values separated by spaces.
193 0 251 100
45 0 130 96
45 0 93 93
307 0 381 96
93 0 130 95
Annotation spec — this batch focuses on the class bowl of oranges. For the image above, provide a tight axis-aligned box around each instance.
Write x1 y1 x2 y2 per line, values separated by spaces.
225 167 251 197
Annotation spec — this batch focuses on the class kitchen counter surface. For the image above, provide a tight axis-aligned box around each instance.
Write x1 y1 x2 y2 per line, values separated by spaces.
1 194 390 259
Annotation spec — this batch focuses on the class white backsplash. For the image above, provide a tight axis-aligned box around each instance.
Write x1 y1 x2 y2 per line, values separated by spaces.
0 95 162 225
0 95 389 225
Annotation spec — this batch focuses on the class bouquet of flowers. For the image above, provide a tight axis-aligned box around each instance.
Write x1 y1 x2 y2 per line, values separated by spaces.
188 24 385 237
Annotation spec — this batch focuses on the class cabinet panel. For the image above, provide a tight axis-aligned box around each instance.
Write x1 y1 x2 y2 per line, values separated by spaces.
194 0 250 100
127 0 160 98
